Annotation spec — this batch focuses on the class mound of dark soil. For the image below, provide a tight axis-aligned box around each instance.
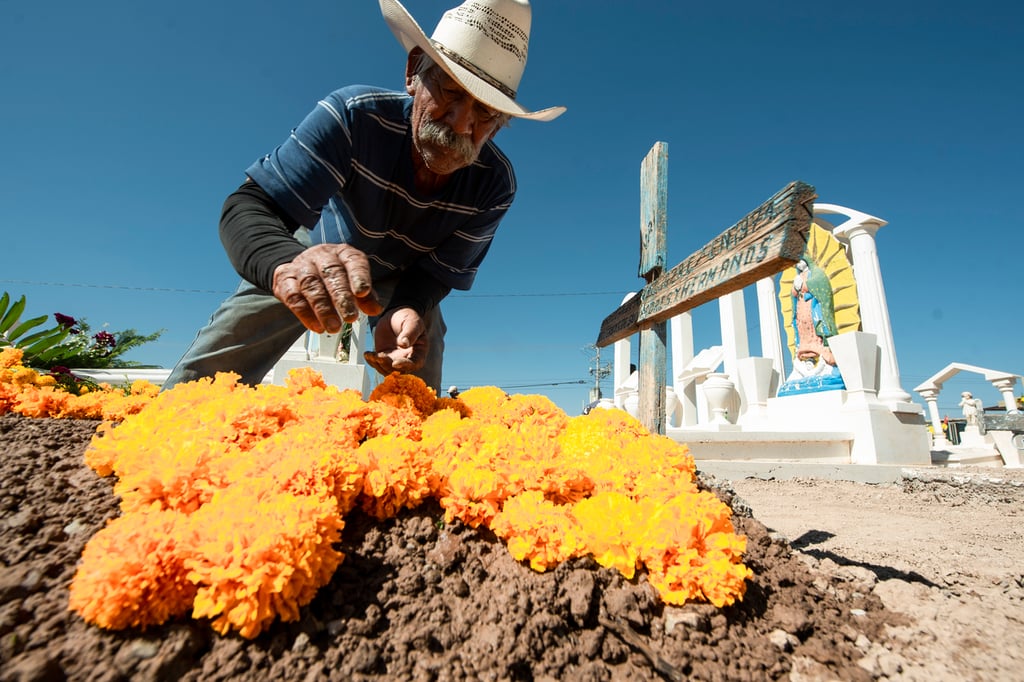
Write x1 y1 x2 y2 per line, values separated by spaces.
0 413 898 681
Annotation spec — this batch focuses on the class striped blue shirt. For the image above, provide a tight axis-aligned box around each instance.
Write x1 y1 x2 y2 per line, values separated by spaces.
245 85 515 291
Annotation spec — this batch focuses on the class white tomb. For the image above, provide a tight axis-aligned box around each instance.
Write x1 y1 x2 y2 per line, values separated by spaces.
611 203 935 468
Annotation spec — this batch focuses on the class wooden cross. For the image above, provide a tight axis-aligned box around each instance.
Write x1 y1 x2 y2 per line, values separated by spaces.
596 142 817 434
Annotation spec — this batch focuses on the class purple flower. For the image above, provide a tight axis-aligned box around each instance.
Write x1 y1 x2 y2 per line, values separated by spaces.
93 331 117 348
54 313 77 329
49 366 72 375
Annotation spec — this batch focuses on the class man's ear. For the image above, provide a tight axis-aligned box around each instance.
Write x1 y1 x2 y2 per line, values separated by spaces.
405 46 425 96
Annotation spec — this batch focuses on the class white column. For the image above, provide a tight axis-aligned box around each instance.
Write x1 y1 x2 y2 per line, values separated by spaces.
346 316 367 365
718 290 749 378
315 331 341 361
282 333 310 361
756 276 786 380
992 376 1020 414
917 387 949 447
832 218 913 405
670 312 697 426
612 293 637 409
613 336 631 409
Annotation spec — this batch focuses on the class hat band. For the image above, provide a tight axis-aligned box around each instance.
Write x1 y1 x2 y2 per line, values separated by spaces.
431 40 517 101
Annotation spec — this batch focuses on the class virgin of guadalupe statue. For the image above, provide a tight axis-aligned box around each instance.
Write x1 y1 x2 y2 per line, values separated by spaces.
777 223 860 396
791 258 837 367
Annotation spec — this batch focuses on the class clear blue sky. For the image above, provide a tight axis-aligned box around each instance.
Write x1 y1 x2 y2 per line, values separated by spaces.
3 0 1021 417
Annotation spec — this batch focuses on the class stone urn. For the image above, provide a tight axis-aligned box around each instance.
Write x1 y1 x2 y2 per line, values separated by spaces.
702 373 736 425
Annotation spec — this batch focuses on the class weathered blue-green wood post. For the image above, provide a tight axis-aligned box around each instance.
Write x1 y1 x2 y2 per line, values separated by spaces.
638 142 668 435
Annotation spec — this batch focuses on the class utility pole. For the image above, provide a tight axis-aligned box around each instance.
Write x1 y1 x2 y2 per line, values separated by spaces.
584 344 612 403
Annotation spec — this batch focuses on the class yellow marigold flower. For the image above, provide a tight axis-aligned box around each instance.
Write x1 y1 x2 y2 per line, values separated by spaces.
455 385 509 423
624 435 697 500
365 399 424 441
637 491 751 607
112 439 245 514
129 379 160 396
500 393 568 436
0 347 24 368
0 381 17 415
441 454 510 527
185 484 345 639
11 367 41 386
98 389 160 422
582 407 649 438
420 408 484 496
572 492 644 579
69 508 197 631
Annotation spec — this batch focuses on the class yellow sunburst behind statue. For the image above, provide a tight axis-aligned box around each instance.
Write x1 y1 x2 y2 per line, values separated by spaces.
778 223 860 362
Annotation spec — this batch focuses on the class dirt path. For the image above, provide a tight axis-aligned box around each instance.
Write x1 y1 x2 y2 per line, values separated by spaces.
728 468 1024 681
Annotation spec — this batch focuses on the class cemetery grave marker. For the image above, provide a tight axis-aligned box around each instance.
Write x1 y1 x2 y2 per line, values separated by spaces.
596 142 816 433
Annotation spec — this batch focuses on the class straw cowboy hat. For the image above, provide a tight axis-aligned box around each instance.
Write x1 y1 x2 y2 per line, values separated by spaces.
379 0 566 122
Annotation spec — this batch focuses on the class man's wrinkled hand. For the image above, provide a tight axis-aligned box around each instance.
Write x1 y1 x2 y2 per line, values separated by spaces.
272 244 383 333
363 308 427 376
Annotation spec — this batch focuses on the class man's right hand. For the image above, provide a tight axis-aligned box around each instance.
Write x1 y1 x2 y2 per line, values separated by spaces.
272 244 383 334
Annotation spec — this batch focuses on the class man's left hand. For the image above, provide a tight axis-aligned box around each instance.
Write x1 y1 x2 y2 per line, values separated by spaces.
363 307 428 376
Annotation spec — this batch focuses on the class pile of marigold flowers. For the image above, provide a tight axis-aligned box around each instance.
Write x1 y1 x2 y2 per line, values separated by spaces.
1 347 752 638
0 348 158 421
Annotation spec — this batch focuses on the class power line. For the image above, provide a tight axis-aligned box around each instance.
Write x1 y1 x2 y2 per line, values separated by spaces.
496 380 587 390
450 291 630 299
0 279 232 295
1 279 632 299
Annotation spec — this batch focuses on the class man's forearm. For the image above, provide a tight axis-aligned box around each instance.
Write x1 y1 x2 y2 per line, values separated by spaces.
219 180 305 291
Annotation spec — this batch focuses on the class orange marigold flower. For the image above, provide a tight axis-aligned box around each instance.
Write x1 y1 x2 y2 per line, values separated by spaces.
358 434 432 520
369 372 437 417
439 454 510 527
433 396 470 418
284 366 328 393
85 422 118 476
227 425 367 514
14 386 74 419
491 491 583 572
69 508 197 630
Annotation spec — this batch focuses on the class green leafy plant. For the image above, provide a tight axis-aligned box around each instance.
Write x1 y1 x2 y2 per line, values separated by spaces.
0 292 72 365
1 291 165 371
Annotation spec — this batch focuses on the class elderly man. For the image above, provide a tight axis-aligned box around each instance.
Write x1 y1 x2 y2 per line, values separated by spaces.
164 0 564 392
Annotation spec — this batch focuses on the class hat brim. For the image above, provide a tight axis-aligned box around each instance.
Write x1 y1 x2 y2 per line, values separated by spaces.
379 0 565 122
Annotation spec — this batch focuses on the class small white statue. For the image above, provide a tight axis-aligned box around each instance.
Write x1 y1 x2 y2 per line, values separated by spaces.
959 391 983 426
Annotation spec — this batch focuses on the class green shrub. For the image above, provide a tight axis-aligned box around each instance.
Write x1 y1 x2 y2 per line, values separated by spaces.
1 291 164 370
